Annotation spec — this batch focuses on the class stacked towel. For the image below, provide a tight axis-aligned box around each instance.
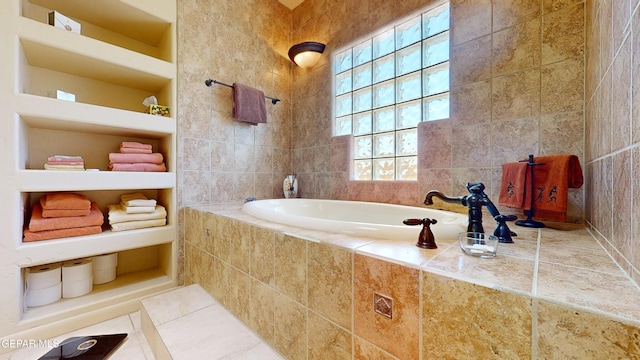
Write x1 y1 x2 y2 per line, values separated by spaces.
499 155 583 222
108 142 166 172
40 193 91 218
107 193 166 232
44 155 85 171
24 194 104 242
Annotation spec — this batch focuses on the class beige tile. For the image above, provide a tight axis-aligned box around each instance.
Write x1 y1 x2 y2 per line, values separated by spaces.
249 278 275 344
541 57 584 116
611 34 632 151
451 124 491 167
539 111 584 157
308 242 353 330
229 220 251 273
451 0 492 45
250 226 276 286
542 2 585 64
451 35 492 86
536 262 640 321
228 266 252 324
353 254 420 360
274 292 307 360
308 311 352 360
213 215 231 262
353 335 398 360
492 68 541 122
493 19 541 76
493 0 541 31
422 272 533 359
537 300 640 359
451 80 491 127
490 118 539 166
275 234 308 305
423 246 536 293
211 257 231 307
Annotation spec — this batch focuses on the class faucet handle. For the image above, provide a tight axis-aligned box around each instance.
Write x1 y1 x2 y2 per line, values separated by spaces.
403 218 438 249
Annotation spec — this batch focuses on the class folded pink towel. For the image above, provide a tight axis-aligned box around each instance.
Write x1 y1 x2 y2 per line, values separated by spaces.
29 202 104 232
119 147 152 154
108 163 167 172
48 155 83 162
23 226 102 242
41 193 91 211
108 153 164 164
121 142 152 150
232 82 267 125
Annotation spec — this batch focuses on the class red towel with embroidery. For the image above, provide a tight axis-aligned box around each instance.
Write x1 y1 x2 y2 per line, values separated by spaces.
498 162 528 208
500 155 583 222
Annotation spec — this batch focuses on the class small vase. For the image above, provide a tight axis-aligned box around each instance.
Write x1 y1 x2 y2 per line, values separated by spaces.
283 175 298 198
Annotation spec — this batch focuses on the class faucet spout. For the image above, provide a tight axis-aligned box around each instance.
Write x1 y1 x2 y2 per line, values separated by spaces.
423 190 466 206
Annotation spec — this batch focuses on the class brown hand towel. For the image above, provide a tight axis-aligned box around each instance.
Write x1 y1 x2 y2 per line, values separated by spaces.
523 155 583 222
498 162 528 208
232 82 267 125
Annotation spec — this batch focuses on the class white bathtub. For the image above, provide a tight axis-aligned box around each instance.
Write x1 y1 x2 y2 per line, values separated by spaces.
241 199 468 242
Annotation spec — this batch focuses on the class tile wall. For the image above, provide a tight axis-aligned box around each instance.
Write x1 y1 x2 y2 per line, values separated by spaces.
292 0 585 224
584 1 640 285
184 207 640 359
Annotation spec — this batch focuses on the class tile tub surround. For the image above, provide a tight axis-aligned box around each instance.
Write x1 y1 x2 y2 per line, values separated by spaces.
184 203 640 359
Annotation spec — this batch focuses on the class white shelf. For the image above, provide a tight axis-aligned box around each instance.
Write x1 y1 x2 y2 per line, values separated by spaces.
17 170 175 191
17 17 175 92
16 225 176 267
21 268 174 323
16 93 175 137
28 0 175 45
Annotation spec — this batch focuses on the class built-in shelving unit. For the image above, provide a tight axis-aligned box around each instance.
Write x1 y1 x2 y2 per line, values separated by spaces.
0 0 177 345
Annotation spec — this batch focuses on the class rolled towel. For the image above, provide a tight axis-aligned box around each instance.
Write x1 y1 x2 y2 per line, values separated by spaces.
23 226 102 242
108 153 163 164
108 163 167 172
41 193 91 211
29 203 104 232
120 142 152 151
120 193 157 207
108 204 166 224
110 218 166 232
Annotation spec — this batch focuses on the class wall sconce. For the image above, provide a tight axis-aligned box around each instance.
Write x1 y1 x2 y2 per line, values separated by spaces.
288 41 326 69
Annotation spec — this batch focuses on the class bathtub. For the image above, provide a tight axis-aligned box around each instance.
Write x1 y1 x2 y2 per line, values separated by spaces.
241 199 468 242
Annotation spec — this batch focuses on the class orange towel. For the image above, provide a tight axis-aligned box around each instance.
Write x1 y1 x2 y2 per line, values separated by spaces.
40 193 91 211
23 226 102 242
523 155 583 222
232 82 267 125
108 153 164 164
108 163 167 172
29 202 104 232
498 162 528 208
500 155 583 222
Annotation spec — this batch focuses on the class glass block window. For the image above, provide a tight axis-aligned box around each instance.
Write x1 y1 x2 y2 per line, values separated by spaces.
333 3 450 181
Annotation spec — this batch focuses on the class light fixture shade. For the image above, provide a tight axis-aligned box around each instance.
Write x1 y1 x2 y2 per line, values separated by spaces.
288 41 326 69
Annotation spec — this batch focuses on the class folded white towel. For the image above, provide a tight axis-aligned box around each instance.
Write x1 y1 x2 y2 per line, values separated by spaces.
120 192 157 207
110 218 166 232
121 204 156 214
108 205 167 224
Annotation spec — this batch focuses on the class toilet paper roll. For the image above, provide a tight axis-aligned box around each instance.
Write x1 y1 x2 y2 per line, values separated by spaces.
26 263 62 290
93 267 116 285
92 253 118 271
62 258 92 283
62 276 93 298
26 282 62 307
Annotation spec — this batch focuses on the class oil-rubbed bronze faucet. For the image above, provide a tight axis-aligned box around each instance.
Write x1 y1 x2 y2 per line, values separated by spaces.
403 218 438 249
424 183 517 243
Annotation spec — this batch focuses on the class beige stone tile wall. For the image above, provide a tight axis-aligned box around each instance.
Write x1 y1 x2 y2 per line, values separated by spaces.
584 0 640 284
184 207 640 359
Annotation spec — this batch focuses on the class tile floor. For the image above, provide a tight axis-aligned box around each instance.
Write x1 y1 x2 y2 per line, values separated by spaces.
2 285 283 360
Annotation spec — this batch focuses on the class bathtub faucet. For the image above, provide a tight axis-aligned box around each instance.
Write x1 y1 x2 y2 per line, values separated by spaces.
423 183 517 243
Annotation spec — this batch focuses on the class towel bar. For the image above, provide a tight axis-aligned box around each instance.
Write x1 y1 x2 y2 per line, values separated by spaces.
205 79 280 105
